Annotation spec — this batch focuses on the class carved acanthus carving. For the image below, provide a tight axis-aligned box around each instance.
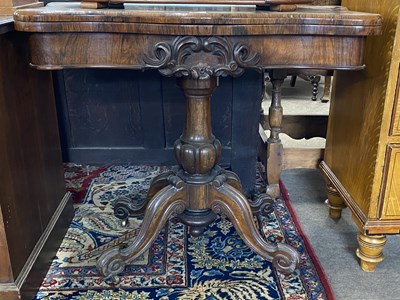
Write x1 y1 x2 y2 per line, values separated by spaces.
143 36 261 79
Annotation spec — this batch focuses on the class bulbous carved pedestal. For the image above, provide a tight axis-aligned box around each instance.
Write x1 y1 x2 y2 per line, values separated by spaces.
98 36 300 278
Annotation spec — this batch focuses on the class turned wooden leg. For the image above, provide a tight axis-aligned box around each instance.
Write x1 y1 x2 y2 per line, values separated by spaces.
325 181 346 219
325 182 344 219
356 232 387 272
266 70 286 198
97 181 186 277
290 75 297 87
319 162 346 219
310 75 321 101
321 75 331 103
210 178 299 274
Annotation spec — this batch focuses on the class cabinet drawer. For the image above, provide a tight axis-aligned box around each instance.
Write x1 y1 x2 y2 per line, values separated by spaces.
380 144 400 219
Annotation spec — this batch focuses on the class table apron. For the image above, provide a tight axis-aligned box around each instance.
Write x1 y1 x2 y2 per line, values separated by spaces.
27 33 365 71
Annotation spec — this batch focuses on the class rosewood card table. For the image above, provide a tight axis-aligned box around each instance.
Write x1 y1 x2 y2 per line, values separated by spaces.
13 2 381 277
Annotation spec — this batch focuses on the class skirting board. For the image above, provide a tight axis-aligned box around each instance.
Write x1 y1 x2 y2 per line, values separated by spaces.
0 192 73 300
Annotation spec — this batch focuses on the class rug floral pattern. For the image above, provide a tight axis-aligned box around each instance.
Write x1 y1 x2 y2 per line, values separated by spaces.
34 164 331 300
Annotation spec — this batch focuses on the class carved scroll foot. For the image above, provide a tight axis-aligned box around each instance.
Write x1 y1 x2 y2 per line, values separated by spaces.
249 193 275 217
356 232 387 272
114 196 147 224
210 180 299 274
113 171 175 224
97 182 186 277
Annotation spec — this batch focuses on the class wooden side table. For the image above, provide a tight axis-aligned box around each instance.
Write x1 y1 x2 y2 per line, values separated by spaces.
14 2 381 277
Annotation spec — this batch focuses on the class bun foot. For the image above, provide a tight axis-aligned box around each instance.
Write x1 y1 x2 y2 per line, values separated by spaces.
356 232 386 272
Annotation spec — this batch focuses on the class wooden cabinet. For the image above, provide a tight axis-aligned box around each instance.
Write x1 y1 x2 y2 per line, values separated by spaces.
0 17 73 299
320 0 400 272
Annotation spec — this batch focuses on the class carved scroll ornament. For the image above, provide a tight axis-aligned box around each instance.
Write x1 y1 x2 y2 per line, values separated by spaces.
143 36 261 79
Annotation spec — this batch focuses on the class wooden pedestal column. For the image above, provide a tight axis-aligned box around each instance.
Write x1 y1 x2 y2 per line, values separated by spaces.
98 76 300 278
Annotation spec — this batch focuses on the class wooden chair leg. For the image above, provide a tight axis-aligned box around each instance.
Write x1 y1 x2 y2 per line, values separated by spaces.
310 75 321 101
290 75 297 87
265 70 286 198
321 75 332 103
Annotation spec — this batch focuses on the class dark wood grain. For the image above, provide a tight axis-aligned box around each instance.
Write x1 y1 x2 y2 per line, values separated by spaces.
77 1 312 12
0 20 73 298
13 4 381 72
14 3 380 30
24 34 368 71
13 2 381 277
80 0 313 5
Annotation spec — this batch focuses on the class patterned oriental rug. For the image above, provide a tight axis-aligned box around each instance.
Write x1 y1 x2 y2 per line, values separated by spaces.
34 164 335 300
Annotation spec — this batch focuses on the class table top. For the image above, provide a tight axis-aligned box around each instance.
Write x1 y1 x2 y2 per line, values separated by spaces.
78 0 314 5
12 2 382 72
14 2 381 36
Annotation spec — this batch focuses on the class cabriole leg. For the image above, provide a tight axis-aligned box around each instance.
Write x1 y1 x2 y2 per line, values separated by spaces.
210 177 299 274
97 182 186 277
